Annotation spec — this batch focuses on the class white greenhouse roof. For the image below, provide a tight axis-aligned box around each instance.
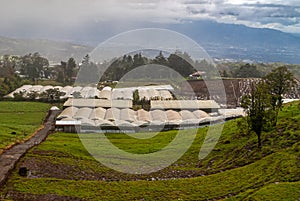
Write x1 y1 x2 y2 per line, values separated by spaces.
63 98 133 108
151 100 220 110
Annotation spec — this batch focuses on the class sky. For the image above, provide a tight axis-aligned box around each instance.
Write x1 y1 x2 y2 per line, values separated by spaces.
0 0 300 41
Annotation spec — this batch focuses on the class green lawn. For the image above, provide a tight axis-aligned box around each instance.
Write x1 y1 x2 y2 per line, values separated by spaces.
0 101 50 151
1 101 299 200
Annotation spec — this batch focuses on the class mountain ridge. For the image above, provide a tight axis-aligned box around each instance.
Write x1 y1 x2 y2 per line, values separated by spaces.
1 20 300 64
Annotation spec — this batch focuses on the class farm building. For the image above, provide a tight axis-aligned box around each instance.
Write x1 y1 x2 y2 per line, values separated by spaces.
4 84 244 133
55 105 221 133
54 96 243 133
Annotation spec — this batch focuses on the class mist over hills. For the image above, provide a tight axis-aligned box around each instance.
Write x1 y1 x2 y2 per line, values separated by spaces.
0 36 92 63
1 20 300 64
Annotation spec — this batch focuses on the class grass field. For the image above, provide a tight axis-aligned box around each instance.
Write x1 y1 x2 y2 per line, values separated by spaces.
0 101 50 152
1 101 299 200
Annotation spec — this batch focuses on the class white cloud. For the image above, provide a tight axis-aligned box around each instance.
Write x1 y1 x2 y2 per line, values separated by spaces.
0 0 300 36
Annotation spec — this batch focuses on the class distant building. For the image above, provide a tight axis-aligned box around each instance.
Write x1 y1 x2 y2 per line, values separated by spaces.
189 71 206 79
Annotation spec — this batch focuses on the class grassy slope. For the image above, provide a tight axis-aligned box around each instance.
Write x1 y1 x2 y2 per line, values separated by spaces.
1 101 300 200
0 101 50 151
243 181 300 201
5 150 299 200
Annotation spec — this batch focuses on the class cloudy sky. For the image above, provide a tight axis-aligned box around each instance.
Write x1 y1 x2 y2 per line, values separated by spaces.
1 0 300 41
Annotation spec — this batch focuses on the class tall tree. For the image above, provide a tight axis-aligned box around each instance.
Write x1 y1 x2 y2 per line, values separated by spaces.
241 81 273 148
66 57 77 84
133 53 147 68
77 55 99 84
153 51 167 66
264 66 296 111
167 52 195 77
20 53 49 81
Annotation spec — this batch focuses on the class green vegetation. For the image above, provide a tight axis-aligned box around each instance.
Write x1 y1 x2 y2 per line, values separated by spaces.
1 101 299 200
218 61 300 79
265 66 297 123
0 53 78 99
0 101 50 151
4 152 300 200
241 81 272 148
241 67 296 148
242 181 300 201
55 57 77 85
234 63 262 78
99 51 213 82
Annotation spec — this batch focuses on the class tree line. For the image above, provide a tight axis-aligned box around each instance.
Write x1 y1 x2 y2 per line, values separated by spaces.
0 53 78 98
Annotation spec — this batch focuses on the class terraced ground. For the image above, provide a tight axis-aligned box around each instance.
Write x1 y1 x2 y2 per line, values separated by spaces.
0 102 50 154
0 101 299 200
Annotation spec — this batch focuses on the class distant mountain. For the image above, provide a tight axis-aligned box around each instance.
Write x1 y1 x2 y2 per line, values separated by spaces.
167 21 300 64
0 36 92 63
65 20 300 64
1 20 300 64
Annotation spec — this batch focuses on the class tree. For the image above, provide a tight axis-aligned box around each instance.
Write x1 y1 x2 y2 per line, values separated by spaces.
0 55 16 77
27 91 39 101
13 91 25 101
82 54 90 65
152 51 167 66
40 89 66 102
133 53 147 68
54 58 77 85
264 66 296 124
56 70 65 84
0 75 23 98
77 55 99 84
0 81 10 98
241 81 273 148
20 53 49 81
167 52 195 77
66 57 76 81
133 90 140 105
235 63 262 78
72 91 82 98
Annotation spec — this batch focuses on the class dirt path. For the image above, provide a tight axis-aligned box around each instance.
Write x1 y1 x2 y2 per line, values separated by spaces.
0 110 60 187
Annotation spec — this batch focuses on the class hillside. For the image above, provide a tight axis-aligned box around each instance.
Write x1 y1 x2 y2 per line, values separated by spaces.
168 21 300 64
0 101 299 200
0 36 92 63
1 21 300 64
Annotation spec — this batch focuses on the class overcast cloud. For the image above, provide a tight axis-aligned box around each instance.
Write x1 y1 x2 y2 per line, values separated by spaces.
0 0 300 40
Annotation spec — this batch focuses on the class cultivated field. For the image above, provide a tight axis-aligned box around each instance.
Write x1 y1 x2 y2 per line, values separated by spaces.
0 102 50 153
1 102 300 200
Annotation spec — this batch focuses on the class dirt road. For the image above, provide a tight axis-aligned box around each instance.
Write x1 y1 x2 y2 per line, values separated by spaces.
0 110 60 187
